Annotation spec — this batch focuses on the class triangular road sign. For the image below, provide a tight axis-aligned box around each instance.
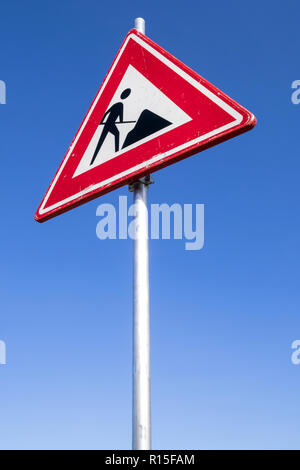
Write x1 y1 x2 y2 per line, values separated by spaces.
35 29 256 222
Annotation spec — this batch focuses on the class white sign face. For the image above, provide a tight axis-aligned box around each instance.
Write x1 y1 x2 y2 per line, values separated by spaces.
73 65 191 177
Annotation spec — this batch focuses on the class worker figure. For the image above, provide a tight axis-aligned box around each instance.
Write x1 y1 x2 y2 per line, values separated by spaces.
90 88 131 165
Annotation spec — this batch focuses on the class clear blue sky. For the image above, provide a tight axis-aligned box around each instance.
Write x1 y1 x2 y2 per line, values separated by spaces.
0 0 300 450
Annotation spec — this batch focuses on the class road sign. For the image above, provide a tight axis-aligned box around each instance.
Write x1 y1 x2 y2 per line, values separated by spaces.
35 28 256 222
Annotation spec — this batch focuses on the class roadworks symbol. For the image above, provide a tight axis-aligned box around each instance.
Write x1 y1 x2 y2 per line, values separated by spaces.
73 65 191 177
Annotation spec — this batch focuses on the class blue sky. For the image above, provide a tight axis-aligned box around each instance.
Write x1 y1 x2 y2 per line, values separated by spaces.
0 0 300 450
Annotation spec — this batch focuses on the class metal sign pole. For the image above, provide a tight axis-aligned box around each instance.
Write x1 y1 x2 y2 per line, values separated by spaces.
129 16 152 451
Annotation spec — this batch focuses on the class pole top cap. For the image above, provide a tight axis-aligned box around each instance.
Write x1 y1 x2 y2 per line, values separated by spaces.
134 18 145 34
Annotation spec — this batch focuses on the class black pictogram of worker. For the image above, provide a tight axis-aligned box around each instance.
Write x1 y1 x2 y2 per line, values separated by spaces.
90 88 132 165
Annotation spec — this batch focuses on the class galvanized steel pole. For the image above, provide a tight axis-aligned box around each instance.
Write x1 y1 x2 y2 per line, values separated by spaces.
131 17 151 450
